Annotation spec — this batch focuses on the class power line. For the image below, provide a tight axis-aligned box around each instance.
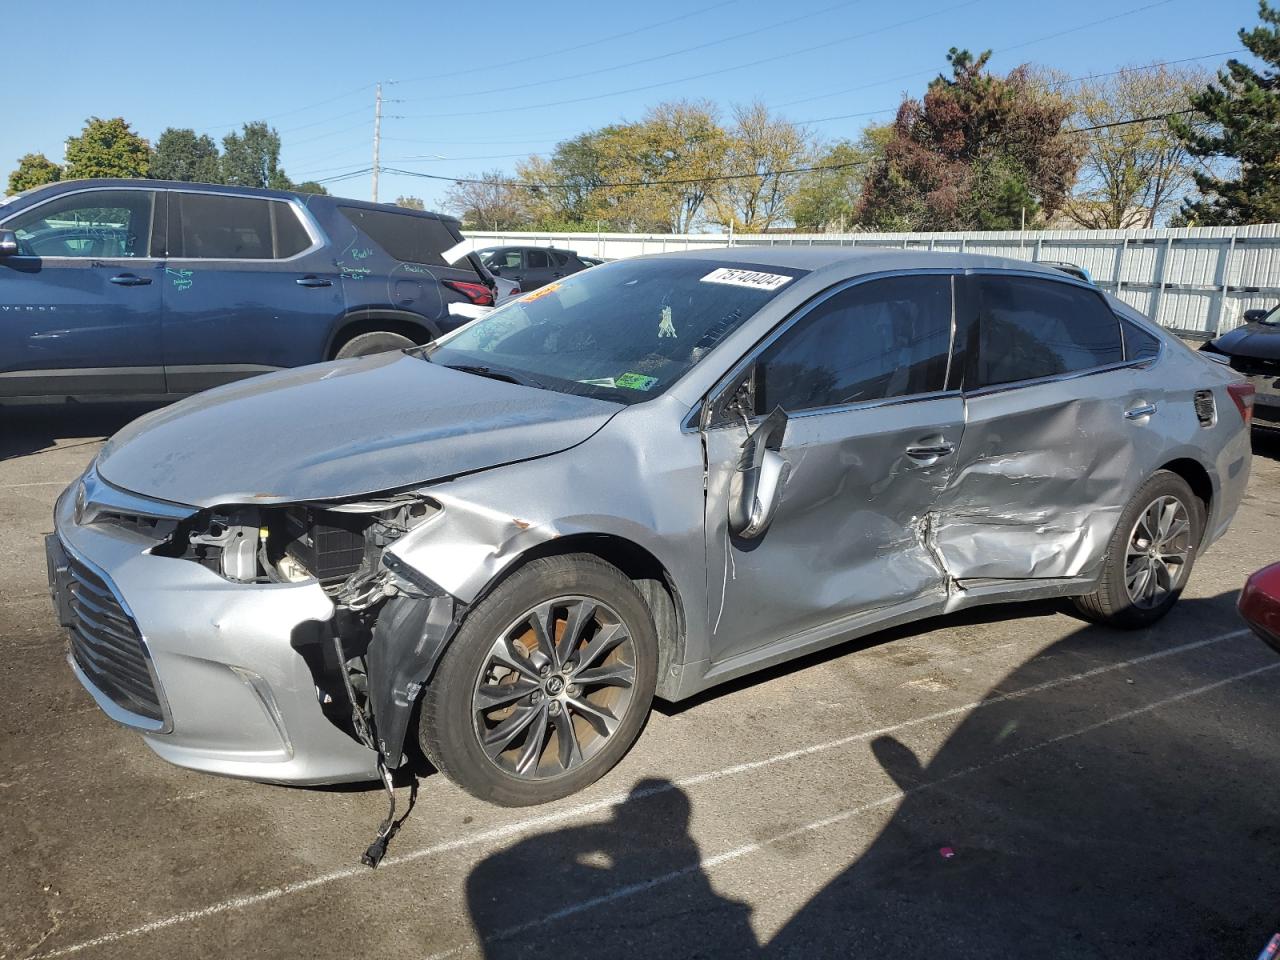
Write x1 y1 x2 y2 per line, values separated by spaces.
394 0 869 106
398 0 983 120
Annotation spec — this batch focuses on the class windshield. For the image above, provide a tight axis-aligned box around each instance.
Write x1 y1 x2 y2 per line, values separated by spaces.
1259 305 1280 325
427 258 808 404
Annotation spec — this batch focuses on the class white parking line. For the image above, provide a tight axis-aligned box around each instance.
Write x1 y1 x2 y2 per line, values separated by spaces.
425 658 1280 960
30 628 1253 959
1 480 69 489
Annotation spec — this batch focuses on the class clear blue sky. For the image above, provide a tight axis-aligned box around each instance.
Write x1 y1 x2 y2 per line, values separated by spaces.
2 0 1264 212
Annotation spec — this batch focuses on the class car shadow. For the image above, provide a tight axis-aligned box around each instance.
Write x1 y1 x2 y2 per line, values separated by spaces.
1253 426 1280 462
458 594 1280 959
0 402 163 462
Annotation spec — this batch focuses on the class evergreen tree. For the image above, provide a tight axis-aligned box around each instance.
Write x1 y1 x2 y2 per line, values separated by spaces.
1172 1 1280 224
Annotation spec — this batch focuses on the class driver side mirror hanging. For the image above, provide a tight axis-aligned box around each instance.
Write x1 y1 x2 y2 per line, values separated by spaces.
728 406 791 540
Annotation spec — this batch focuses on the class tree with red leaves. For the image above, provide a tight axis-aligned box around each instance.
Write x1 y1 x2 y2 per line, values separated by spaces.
859 49 1082 231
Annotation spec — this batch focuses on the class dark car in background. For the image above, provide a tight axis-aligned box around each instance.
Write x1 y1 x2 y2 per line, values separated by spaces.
1201 304 1280 428
0 179 498 401
474 245 593 291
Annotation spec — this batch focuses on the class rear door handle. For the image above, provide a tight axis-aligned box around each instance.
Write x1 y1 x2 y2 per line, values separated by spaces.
905 443 955 460
109 274 152 286
296 276 332 287
1125 403 1158 420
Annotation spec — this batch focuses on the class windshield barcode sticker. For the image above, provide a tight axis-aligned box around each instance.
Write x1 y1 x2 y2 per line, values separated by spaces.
700 268 793 291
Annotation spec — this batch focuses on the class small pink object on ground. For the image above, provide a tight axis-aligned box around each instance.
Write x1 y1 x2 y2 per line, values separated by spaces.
939 846 955 859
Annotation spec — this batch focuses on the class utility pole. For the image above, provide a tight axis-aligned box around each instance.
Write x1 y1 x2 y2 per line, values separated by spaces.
372 82 383 203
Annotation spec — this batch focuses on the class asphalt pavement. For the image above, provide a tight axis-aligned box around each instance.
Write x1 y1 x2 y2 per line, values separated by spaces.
2 403 1278 960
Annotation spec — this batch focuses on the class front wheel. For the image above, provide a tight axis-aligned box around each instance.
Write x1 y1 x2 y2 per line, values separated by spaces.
1073 470 1202 628
419 554 658 806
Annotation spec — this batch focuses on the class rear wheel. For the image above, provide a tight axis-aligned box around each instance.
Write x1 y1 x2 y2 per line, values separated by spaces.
333 330 417 359
419 554 658 806
1073 470 1202 628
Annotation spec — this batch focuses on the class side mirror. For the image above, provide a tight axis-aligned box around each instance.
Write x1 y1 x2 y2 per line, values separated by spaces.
0 229 18 256
1243 308 1271 323
728 406 791 539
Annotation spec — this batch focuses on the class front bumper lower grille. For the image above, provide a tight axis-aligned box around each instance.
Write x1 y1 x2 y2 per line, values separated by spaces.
47 537 166 726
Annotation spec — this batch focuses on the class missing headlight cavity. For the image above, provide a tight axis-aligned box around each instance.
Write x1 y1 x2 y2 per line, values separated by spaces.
156 495 440 598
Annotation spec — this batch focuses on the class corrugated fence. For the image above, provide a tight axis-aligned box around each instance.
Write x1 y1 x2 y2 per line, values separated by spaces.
459 225 1280 338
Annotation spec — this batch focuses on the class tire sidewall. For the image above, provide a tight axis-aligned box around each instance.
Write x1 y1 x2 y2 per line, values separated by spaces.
1101 471 1202 627
334 331 417 359
422 555 659 806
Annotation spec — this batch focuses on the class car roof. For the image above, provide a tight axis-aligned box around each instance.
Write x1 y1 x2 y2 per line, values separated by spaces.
638 245 1080 280
8 178 459 224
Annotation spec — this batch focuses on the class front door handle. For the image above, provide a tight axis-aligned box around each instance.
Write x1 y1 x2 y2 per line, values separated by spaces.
109 274 152 286
296 276 332 287
905 443 955 460
1124 403 1158 420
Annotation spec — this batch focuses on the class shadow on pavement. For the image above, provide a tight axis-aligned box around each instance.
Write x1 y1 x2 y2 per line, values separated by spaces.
462 594 1280 959
1254 426 1280 462
0 402 163 462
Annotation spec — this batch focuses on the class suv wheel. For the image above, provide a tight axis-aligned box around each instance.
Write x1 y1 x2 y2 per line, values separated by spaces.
1073 470 1202 628
419 554 658 806
334 330 417 359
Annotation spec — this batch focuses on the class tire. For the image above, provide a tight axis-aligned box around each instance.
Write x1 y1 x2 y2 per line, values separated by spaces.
1072 470 1203 629
333 330 418 359
419 554 658 806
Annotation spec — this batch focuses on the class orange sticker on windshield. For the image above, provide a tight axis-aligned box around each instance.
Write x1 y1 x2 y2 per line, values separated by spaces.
520 283 561 303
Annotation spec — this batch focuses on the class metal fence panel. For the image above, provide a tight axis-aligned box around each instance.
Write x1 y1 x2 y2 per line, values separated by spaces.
460 225 1280 336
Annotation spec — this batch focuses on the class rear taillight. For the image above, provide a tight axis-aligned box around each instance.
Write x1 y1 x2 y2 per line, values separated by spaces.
442 279 494 307
1227 382 1255 425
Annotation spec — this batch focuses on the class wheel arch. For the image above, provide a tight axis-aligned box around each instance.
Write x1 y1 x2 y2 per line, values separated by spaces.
1157 456 1214 542
325 309 441 360
466 533 689 701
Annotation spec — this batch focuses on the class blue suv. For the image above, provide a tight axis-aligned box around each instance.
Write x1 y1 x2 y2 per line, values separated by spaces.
0 179 498 400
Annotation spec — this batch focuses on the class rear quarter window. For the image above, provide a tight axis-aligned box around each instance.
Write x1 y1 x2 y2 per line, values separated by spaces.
1122 318 1161 362
338 207 460 266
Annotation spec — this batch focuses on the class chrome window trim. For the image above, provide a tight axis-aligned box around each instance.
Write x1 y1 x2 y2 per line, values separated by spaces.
0 184 326 263
697 267 963 431
0 184 161 262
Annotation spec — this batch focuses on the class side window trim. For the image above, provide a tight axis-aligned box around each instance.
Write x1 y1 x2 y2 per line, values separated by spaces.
703 269 963 429
167 190 323 262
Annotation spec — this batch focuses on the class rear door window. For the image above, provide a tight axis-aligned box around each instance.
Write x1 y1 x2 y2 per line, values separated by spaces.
757 274 953 413
173 193 275 259
526 249 550 270
8 189 154 258
970 275 1123 388
338 207 460 265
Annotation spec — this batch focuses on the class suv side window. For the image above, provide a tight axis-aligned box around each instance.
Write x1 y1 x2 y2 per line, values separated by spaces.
174 193 275 259
8 189 154 258
971 275 1123 388
526 248 550 269
337 206 457 265
756 274 952 413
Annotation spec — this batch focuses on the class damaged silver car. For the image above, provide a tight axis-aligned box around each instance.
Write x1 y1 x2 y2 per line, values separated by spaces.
48 248 1254 811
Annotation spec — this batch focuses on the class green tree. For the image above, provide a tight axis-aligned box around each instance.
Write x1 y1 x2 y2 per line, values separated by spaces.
859 49 1081 230
7 152 62 195
292 181 330 196
789 126 890 231
395 195 425 210
708 101 809 231
63 117 150 180
151 128 222 183
1172 1 1280 225
221 122 290 189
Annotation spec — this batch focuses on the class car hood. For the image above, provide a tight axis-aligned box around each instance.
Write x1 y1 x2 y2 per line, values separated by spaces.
96 351 621 508
1211 321 1280 360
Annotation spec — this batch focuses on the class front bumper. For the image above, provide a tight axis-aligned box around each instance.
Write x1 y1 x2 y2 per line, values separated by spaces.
48 482 379 784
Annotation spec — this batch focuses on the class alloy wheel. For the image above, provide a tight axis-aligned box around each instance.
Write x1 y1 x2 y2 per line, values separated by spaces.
1124 495 1193 609
472 596 638 780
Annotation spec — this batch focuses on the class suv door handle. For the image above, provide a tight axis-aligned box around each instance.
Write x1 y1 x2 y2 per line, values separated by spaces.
296 276 332 287
1124 403 1157 420
109 274 152 286
905 443 955 460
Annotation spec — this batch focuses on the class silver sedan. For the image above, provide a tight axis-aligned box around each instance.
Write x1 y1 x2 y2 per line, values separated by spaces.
48 248 1253 808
